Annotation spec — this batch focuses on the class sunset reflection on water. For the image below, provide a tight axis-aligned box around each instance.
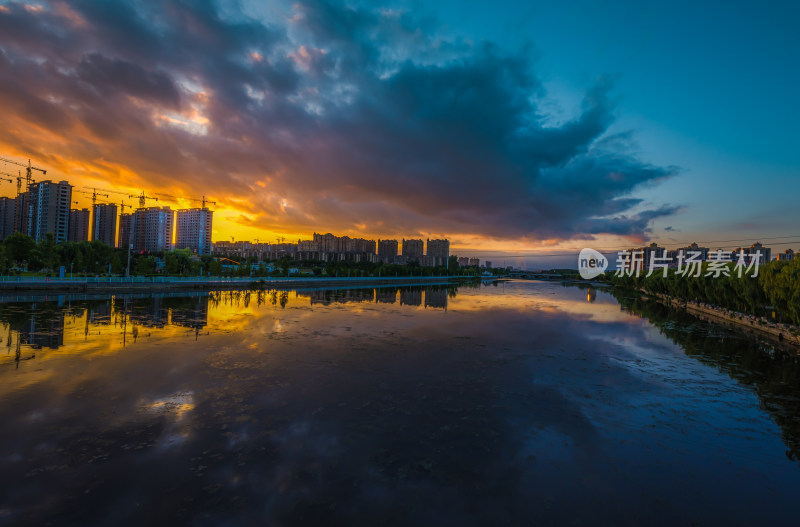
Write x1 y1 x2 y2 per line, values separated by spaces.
1 281 800 526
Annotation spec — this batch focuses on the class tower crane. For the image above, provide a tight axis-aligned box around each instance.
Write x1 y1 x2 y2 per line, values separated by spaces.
0 168 32 234
84 186 129 198
0 157 46 191
0 171 15 185
129 191 158 209
154 193 216 208
76 189 108 207
93 198 132 219
4 171 26 196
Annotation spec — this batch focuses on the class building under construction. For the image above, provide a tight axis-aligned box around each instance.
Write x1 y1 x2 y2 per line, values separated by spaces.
175 207 213 255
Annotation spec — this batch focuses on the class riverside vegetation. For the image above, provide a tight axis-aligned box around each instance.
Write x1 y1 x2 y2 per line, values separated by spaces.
0 233 490 279
606 258 800 326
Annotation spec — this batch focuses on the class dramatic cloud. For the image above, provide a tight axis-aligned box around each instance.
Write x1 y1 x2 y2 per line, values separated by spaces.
0 0 678 242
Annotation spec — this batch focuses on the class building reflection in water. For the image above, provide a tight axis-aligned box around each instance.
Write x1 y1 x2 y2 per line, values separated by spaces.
424 287 448 310
400 289 422 307
376 289 398 304
0 293 212 366
21 307 66 350
0 286 456 367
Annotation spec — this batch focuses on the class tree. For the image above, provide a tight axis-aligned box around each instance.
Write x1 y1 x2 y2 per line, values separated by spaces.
279 255 292 276
208 259 223 276
448 255 458 273
164 248 193 275
2 233 36 269
110 252 123 275
134 255 156 275
35 233 58 272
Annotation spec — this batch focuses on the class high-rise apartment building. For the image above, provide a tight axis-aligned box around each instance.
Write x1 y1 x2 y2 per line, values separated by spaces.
0 197 16 241
68 208 90 242
118 212 134 249
13 191 33 237
314 232 340 253
311 233 376 256
377 239 398 263
28 180 73 243
93 203 117 247
402 239 424 262
132 207 173 252
175 208 213 255
426 238 450 266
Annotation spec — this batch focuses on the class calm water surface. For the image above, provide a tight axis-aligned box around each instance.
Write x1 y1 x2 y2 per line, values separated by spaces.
1 281 799 526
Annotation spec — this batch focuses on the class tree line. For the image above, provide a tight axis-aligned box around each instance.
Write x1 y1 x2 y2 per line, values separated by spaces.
0 233 489 279
605 258 800 326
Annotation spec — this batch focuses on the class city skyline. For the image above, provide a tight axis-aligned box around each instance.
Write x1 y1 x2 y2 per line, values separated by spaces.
1 1 798 268
0 171 793 270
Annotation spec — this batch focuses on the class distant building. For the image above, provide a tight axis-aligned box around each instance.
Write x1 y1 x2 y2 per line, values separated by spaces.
93 203 117 247
402 239 424 262
0 197 16 241
314 232 339 252
426 238 450 266
118 212 134 249
681 242 710 261
377 239 398 263
175 208 213 255
213 240 252 260
626 242 666 271
28 180 73 243
311 232 376 257
457 256 470 267
468 258 479 267
485 261 492 269
777 249 794 261
15 191 33 236
749 242 771 264
129 207 173 252
68 208 90 242
732 242 772 265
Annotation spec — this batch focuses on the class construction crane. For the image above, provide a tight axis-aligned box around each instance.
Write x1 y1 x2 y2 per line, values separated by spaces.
0 171 15 185
1 170 33 207
129 190 158 209
0 157 46 192
95 197 132 214
154 192 216 208
76 189 108 207
84 186 129 198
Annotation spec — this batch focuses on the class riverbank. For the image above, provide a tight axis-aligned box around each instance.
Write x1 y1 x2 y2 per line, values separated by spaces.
0 275 472 294
645 291 800 348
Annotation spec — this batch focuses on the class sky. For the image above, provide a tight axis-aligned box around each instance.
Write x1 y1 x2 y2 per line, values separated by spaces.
0 0 797 267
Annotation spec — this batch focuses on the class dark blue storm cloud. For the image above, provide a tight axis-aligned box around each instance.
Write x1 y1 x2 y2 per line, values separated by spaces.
0 0 679 240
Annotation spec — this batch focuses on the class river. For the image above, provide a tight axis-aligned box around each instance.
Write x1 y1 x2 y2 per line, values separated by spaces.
1 280 798 526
